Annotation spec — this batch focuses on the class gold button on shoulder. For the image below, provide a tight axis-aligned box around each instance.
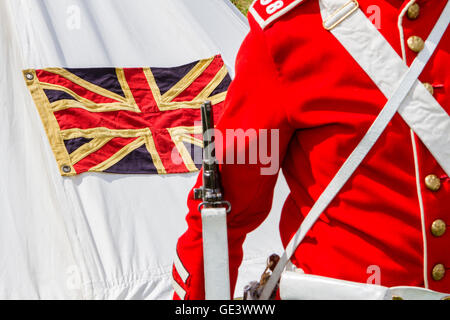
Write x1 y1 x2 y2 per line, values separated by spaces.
431 219 446 237
425 174 441 191
423 83 434 95
407 36 425 53
407 3 420 20
432 264 445 281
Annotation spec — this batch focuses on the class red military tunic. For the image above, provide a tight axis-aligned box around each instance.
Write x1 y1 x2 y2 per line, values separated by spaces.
172 0 450 299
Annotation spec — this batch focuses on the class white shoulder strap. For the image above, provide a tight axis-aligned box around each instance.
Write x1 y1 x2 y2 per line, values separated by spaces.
320 0 450 176
260 1 450 300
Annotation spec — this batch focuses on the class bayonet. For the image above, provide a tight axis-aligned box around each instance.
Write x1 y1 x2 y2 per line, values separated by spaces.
194 101 232 300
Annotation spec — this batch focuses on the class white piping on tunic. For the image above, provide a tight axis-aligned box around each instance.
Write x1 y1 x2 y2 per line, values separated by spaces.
397 0 429 288
410 130 429 288
174 252 189 283
397 1 415 64
171 277 186 300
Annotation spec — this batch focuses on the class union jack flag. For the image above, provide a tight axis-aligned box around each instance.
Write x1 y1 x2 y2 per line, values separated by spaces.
24 55 229 175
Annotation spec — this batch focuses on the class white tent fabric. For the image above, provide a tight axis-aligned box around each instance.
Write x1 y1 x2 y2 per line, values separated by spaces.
0 0 288 299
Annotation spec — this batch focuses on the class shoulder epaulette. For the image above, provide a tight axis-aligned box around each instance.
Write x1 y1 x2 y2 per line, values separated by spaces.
249 0 306 29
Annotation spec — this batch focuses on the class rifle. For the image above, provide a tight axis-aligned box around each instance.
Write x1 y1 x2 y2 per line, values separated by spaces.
194 101 231 213
194 101 231 300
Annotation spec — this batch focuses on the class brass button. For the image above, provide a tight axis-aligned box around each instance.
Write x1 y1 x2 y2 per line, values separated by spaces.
432 264 445 281
423 82 434 95
407 36 425 53
425 174 441 191
431 219 446 237
407 3 420 20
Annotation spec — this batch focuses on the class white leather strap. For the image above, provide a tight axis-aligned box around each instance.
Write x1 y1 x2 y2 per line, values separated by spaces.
260 2 450 300
280 271 450 300
388 286 450 300
280 271 389 300
320 0 450 176
201 207 231 300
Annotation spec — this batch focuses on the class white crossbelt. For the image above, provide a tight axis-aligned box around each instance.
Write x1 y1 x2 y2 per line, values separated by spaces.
260 1 450 300
320 0 450 176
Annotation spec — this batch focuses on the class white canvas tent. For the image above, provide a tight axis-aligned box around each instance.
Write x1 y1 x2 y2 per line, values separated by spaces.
0 0 288 299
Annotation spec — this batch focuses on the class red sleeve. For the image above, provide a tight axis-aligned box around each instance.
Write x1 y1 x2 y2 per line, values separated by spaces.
172 17 295 300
